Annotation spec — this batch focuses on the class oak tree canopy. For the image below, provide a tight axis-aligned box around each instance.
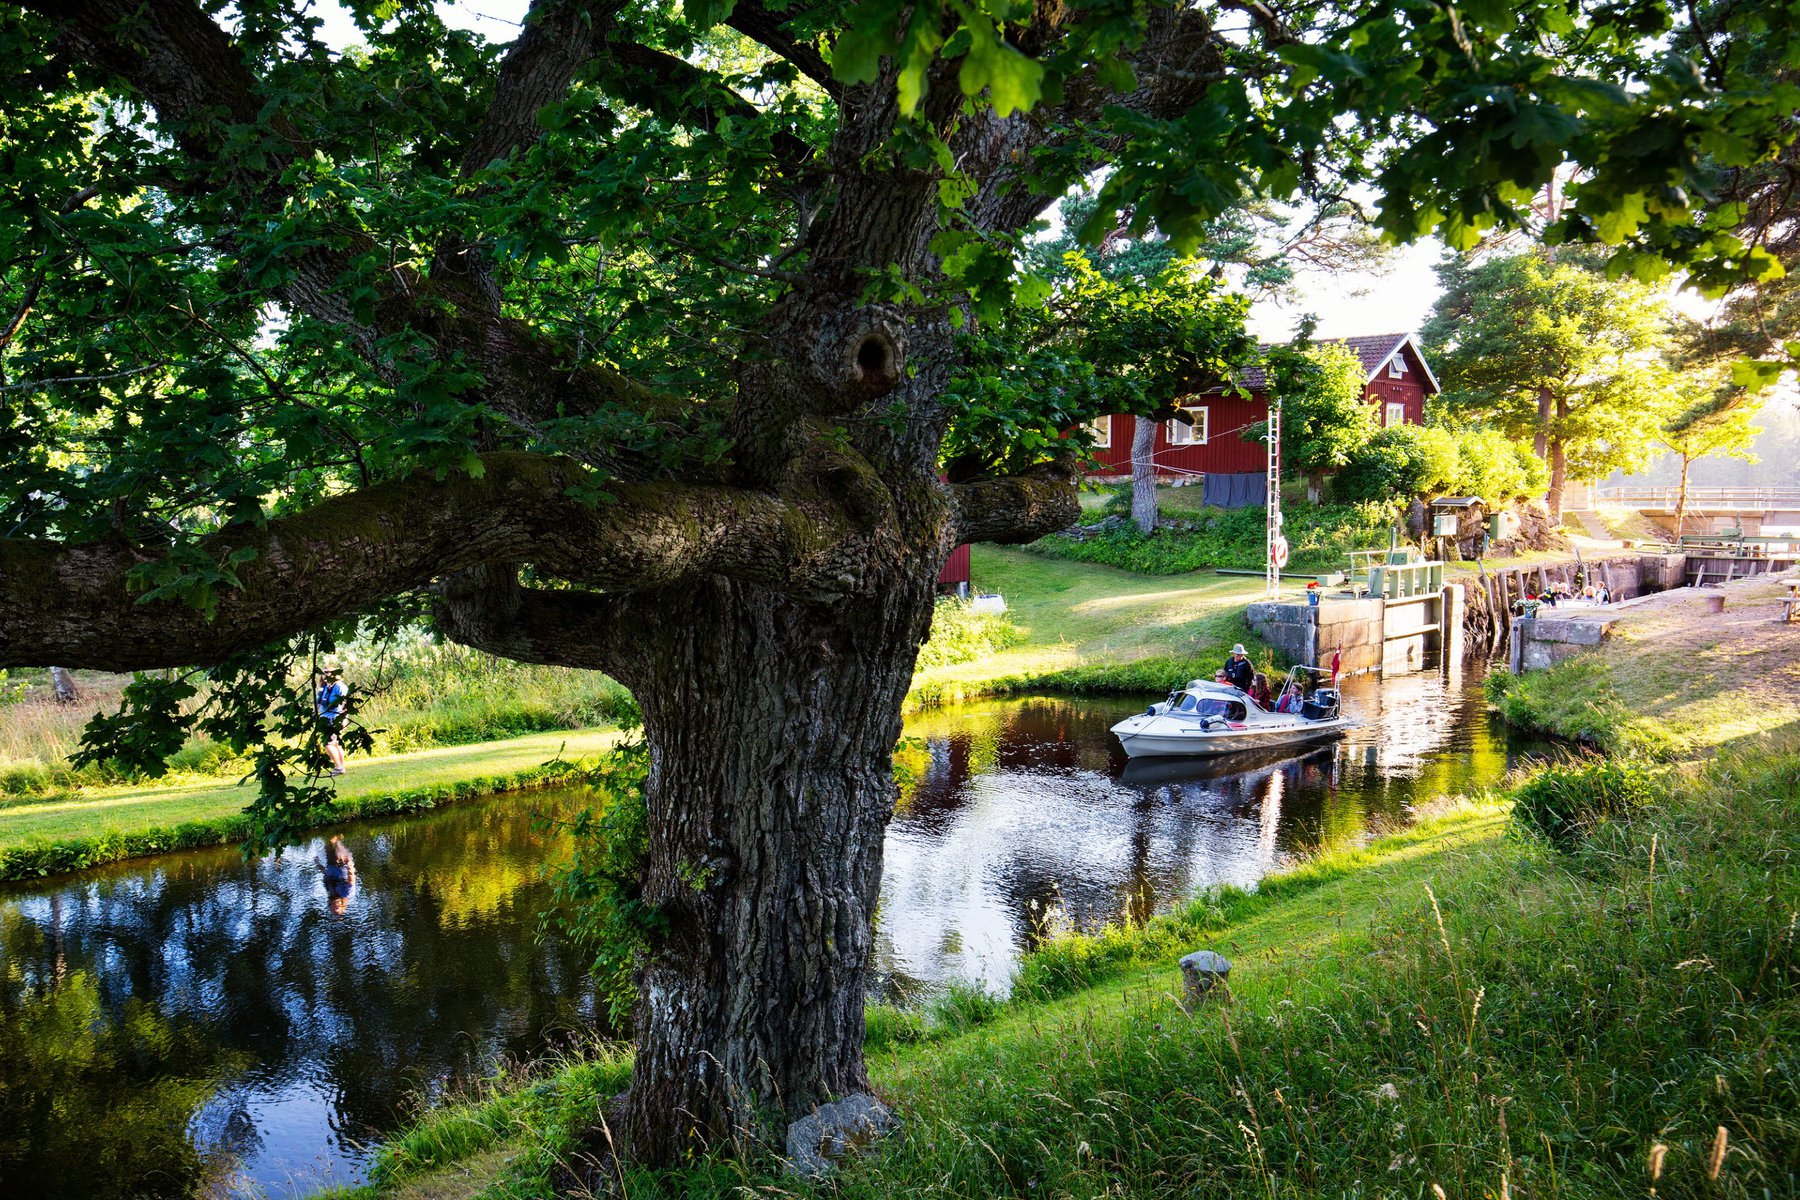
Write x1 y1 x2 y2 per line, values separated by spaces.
2 0 1795 1166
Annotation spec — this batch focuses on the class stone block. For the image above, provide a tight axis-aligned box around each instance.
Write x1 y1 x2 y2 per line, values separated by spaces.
1528 618 1614 645
1180 950 1232 1009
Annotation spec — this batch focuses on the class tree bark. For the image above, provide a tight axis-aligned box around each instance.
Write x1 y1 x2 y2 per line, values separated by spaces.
1306 472 1324 504
1675 453 1693 540
610 567 934 1163
1545 396 1569 520
1534 385 1552 460
1546 436 1567 521
1130 417 1159 535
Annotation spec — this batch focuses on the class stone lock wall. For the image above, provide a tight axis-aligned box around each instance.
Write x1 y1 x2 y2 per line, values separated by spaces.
1247 595 1427 675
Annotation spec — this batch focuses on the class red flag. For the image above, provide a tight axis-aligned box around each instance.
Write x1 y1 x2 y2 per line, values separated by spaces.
1330 648 1341 683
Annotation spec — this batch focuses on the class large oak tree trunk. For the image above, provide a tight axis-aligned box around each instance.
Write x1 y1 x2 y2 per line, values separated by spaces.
616 561 937 1163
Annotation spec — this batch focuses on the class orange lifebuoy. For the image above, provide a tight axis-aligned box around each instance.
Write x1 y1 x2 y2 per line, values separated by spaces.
1273 536 1290 569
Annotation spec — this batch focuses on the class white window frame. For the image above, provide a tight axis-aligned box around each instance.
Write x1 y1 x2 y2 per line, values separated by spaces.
1388 354 1408 378
1385 400 1406 427
1087 415 1111 449
1166 405 1208 446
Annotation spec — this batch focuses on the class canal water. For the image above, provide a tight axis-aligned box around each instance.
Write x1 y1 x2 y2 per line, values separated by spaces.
0 667 1505 1197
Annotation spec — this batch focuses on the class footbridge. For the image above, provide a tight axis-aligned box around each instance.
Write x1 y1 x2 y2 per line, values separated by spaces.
1597 485 1800 535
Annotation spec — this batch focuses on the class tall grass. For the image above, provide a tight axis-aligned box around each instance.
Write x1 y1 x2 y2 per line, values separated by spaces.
914 597 1025 671
0 638 632 799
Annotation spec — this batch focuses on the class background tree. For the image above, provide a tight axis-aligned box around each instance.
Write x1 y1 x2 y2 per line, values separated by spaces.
1423 252 1677 517
938 251 1257 535
1657 388 1765 538
1015 190 1389 531
2 0 1795 1169
1259 341 1377 503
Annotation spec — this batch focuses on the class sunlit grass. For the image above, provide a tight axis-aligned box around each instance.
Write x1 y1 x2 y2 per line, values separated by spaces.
909 547 1268 709
0 728 621 864
1489 575 1800 758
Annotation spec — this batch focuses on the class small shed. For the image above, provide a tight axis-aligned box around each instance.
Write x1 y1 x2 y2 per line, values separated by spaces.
1431 497 1489 559
936 543 972 595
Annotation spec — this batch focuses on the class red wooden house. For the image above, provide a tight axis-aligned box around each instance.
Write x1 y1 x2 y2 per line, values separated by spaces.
1083 332 1440 480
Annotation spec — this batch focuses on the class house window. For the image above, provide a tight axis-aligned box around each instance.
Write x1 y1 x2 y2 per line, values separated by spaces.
1087 415 1111 448
1166 405 1208 445
1385 401 1406 427
1388 354 1408 378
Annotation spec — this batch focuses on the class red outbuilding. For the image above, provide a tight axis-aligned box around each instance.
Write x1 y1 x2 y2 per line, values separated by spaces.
1082 332 1440 481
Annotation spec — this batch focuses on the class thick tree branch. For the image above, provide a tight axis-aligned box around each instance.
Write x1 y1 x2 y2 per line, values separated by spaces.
0 452 879 671
461 0 627 176
433 565 634 673
949 463 1081 545
601 39 816 174
725 1 838 97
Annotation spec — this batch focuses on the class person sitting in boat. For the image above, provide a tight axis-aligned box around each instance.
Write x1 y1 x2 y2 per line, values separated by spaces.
1224 644 1255 692
1250 672 1275 710
1275 681 1304 714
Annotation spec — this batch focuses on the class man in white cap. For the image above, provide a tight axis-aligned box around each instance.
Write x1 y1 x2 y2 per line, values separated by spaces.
1224 644 1255 692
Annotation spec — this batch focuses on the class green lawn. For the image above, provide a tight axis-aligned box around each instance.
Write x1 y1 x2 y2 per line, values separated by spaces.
0 727 620 854
910 545 1265 705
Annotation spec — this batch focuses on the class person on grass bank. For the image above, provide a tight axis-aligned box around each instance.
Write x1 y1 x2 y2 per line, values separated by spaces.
314 667 349 777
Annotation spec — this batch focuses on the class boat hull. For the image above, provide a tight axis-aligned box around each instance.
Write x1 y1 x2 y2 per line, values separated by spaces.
1110 713 1350 758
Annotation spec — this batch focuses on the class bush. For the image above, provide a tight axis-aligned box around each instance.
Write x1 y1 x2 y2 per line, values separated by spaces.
1332 424 1460 503
1511 758 1662 846
915 598 1025 670
1450 426 1546 505
1029 500 1396 575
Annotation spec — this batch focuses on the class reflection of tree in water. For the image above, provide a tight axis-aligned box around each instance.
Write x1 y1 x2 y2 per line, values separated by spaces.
0 947 247 1198
0 795 601 1196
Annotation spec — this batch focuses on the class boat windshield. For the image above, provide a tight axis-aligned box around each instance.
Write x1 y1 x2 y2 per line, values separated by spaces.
1177 694 1244 720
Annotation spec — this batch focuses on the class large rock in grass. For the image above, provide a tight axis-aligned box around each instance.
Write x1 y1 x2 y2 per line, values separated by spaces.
785 1092 898 1178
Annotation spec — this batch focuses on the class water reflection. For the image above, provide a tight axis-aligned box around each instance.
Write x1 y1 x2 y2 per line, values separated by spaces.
874 668 1503 998
0 798 598 1198
0 667 1503 1197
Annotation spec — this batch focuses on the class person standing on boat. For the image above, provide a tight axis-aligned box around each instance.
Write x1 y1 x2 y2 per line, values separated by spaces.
1224 644 1255 692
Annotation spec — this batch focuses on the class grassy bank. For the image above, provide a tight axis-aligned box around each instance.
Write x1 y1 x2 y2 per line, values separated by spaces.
1487 574 1800 758
0 729 620 881
0 647 632 799
909 545 1270 708
339 736 1800 1200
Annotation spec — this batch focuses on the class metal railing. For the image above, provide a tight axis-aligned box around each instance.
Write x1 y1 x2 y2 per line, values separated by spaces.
1597 485 1800 509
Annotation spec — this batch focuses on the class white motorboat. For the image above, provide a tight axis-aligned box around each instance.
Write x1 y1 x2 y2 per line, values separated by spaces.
1110 666 1353 759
